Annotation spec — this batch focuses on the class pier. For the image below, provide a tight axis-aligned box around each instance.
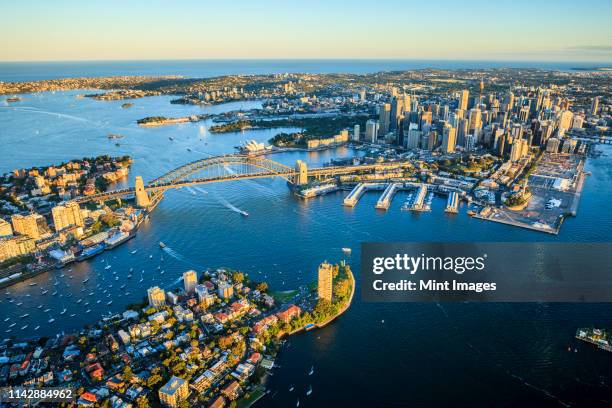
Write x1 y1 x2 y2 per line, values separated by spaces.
375 182 402 210
410 184 429 211
445 191 459 213
343 183 386 207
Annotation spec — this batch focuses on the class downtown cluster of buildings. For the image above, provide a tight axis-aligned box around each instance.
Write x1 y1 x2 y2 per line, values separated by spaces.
356 84 603 159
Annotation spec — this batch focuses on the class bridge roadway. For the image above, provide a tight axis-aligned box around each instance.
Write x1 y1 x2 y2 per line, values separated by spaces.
74 154 412 204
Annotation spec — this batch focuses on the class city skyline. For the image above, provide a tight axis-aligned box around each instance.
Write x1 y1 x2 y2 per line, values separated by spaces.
1 0 611 62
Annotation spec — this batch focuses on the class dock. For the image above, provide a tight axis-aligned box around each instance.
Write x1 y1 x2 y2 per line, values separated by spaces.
445 191 459 213
410 184 429 211
343 183 385 207
375 182 402 210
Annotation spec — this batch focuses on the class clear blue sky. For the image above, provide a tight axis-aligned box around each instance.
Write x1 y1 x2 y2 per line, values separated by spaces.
1 0 611 61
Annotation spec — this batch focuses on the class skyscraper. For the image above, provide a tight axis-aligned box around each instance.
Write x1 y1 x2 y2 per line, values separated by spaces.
317 262 333 302
458 89 469 111
379 103 391 135
591 96 599 116
365 120 379 143
441 123 457 154
183 270 197 294
353 124 360 141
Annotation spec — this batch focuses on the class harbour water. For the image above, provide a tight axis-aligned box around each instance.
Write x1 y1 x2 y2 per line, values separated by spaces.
1 62 612 406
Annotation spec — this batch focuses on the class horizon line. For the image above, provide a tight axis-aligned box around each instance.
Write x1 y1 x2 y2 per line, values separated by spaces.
0 57 611 65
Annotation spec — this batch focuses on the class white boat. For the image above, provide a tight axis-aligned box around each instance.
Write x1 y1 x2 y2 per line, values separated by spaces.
3 317 9 322
85 309 91 313
130 250 137 254
48 317 55 324
308 366 314 376
8 323 16 328
82 278 89 283
52 291 58 296
28 282 37 286
306 386 312 396
289 385 294 392
34 325 40 331
20 314 29 318
60 308 67 315
41 289 48 294
69 314 76 317
43 308 51 313
20 325 28 330
106 300 113 305
104 265 111 270
342 247 351 254
239 210 249 217
296 399 300 407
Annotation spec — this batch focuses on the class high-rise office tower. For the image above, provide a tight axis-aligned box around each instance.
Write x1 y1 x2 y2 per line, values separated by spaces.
458 89 469 111
441 123 457 154
365 120 379 143
456 118 469 147
468 108 482 132
317 262 333 302
390 97 405 132
591 96 599 116
353 124 360 141
379 103 391 135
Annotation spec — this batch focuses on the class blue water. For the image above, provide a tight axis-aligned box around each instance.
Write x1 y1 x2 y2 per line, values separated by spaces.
0 59 605 82
1 61 612 407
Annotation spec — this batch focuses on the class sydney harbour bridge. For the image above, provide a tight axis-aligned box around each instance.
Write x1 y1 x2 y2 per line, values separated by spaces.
74 154 412 207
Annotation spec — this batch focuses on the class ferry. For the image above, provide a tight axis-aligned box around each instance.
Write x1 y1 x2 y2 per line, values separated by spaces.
159 241 166 248
78 243 105 261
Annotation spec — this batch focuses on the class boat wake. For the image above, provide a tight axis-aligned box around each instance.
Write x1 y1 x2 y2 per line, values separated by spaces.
161 245 205 269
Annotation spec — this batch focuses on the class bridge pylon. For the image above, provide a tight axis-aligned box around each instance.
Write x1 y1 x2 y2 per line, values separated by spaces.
135 176 151 207
295 160 308 185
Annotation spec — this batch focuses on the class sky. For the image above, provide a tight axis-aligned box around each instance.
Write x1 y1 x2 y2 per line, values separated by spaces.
1 0 611 62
